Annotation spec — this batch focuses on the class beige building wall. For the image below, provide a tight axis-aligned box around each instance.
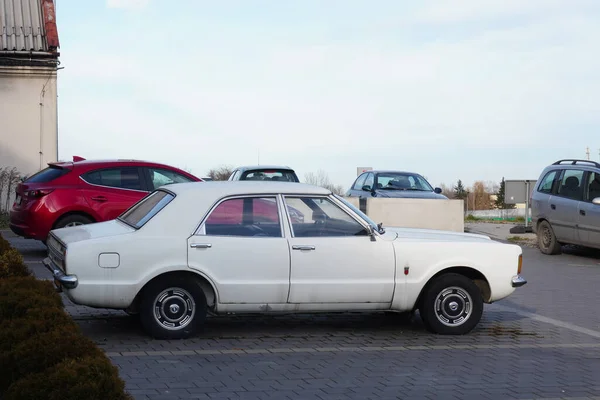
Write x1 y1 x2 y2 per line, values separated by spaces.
0 65 58 177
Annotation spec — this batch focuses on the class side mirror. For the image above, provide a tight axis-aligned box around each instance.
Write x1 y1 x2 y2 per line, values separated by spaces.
593 197 600 205
434 187 442 194
366 225 376 241
362 185 372 192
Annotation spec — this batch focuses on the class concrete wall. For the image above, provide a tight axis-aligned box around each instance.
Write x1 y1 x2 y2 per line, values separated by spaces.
0 65 58 176
345 197 465 232
0 65 58 212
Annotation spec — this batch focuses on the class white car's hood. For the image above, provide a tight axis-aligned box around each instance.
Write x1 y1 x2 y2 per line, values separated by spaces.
50 219 134 245
383 226 493 243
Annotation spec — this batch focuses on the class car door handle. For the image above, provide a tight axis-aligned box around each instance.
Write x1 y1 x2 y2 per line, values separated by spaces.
550 204 556 210
580 210 586 216
292 245 315 251
91 196 107 202
190 243 212 249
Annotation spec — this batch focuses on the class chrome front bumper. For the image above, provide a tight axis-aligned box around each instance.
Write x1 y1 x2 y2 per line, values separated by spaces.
43 257 78 290
511 275 527 288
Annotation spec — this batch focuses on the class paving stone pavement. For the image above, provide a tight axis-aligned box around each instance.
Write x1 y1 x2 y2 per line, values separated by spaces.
4 229 600 400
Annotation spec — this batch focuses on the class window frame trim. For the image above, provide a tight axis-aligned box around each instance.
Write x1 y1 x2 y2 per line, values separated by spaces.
79 166 149 193
281 194 373 239
193 194 286 239
117 188 176 230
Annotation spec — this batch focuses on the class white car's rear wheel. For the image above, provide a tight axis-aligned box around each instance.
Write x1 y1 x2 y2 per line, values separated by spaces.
140 275 207 339
419 273 483 335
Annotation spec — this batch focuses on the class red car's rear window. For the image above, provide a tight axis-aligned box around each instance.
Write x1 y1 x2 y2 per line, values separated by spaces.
24 166 69 183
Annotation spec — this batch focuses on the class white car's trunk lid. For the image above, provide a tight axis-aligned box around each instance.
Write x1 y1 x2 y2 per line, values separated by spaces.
50 219 135 245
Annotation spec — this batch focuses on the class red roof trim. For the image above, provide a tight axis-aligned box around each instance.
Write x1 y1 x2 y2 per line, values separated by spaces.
41 0 59 50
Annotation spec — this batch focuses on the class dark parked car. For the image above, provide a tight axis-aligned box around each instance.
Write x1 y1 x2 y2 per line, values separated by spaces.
228 165 300 182
347 170 447 199
531 159 600 255
9 157 202 243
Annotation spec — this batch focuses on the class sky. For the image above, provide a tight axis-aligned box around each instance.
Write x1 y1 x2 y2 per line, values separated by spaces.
54 0 600 189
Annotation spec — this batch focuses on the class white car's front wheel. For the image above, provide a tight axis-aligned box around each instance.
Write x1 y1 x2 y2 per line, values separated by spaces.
419 273 484 335
140 275 207 340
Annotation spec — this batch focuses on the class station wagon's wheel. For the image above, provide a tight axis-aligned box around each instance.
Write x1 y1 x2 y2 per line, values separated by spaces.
140 275 207 340
419 273 483 335
537 220 562 255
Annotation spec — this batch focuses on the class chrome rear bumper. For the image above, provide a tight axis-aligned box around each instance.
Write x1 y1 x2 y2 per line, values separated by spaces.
43 257 78 290
511 275 527 288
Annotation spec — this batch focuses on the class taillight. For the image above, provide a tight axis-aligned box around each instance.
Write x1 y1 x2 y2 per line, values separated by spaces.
26 189 54 198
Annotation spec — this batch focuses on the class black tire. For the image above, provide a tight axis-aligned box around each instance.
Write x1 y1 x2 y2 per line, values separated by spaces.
54 214 94 229
140 275 207 340
419 273 484 335
537 220 562 255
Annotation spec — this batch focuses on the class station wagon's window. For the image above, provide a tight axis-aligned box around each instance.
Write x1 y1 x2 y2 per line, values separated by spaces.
203 197 282 237
147 168 193 190
585 172 600 202
556 169 585 200
537 170 559 194
83 167 143 191
119 190 175 229
283 197 368 237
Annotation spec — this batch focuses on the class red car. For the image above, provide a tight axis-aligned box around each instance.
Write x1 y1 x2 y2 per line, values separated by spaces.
9 157 202 243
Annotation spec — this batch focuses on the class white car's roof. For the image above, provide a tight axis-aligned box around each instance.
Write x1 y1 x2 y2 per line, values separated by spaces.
163 181 331 197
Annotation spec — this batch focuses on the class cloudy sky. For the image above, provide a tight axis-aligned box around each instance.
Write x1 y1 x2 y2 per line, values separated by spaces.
55 0 600 189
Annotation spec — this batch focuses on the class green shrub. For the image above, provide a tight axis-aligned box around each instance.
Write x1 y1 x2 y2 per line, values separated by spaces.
0 238 132 400
0 248 31 279
0 233 11 255
4 355 133 400
0 307 75 353
0 286 64 321
0 324 104 392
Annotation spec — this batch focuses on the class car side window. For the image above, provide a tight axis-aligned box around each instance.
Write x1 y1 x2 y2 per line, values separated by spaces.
352 173 368 190
283 196 368 237
537 170 560 194
82 167 143 191
202 197 282 237
363 173 375 190
556 169 585 200
147 168 193 190
585 172 600 202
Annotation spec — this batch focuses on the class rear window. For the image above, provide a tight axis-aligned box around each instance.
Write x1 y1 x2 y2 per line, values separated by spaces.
25 166 69 183
118 190 174 229
241 169 298 182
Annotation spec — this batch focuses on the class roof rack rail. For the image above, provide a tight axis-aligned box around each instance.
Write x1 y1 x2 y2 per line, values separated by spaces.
552 159 600 168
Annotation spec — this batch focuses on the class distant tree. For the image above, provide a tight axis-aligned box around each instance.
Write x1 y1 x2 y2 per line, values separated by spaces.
206 165 234 181
304 170 346 196
453 179 468 200
494 177 515 209
472 180 492 210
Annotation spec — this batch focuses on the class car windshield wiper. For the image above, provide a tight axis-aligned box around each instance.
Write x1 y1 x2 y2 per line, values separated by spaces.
381 187 429 191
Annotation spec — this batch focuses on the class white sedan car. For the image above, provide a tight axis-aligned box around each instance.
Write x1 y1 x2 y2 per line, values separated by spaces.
44 182 526 339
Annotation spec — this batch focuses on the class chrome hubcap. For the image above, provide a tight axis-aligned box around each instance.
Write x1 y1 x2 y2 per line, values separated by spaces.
434 286 472 327
153 287 195 331
65 221 84 227
541 226 552 247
